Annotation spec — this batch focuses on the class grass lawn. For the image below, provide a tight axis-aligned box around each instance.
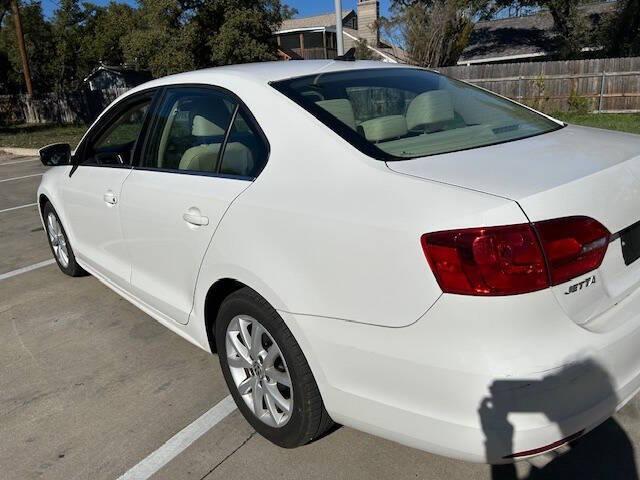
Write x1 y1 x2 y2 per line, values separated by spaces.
0 124 87 149
553 112 640 135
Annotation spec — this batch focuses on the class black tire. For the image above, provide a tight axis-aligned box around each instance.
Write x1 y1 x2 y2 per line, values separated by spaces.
43 202 87 277
215 287 334 448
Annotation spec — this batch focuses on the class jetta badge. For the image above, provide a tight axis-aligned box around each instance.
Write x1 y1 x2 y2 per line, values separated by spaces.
564 275 597 295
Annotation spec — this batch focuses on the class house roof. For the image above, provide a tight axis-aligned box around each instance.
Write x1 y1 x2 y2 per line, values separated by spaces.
460 2 616 64
83 64 152 84
279 10 354 32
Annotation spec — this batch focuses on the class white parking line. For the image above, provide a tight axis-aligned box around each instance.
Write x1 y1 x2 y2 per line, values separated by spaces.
0 158 39 166
0 203 38 214
117 395 237 480
0 173 43 183
0 259 56 282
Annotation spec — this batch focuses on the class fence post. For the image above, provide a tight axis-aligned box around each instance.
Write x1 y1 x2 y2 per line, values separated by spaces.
518 76 523 102
598 70 606 113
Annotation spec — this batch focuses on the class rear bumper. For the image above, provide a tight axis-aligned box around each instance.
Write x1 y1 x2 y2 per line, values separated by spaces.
280 287 640 463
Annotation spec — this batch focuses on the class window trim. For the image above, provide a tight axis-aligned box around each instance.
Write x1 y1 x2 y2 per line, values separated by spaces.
74 88 160 171
270 68 565 162
135 83 271 181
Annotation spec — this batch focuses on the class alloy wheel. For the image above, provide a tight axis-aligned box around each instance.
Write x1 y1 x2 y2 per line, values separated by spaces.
47 212 69 268
225 314 293 427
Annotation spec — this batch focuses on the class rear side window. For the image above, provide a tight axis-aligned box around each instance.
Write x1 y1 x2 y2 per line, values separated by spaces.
219 108 269 177
271 68 561 160
143 86 268 177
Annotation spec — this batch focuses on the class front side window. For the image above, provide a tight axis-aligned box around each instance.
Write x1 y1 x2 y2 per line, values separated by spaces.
144 87 268 177
272 68 562 160
85 100 151 165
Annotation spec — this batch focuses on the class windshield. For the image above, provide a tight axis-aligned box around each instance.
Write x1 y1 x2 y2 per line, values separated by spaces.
271 68 562 160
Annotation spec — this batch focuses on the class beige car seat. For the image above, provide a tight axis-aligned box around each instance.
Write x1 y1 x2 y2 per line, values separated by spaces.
317 99 357 130
406 90 455 132
359 115 408 143
178 115 225 172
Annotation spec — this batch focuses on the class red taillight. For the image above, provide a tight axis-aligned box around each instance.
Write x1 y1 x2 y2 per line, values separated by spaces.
421 224 548 296
534 216 610 286
421 217 610 296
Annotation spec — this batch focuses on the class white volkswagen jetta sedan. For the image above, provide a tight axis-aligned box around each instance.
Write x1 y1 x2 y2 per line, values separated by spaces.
38 60 640 464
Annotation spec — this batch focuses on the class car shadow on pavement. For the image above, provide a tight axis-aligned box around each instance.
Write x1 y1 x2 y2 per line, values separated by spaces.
479 358 638 480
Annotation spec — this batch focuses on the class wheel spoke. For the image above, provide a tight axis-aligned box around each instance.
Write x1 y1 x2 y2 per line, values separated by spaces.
47 215 56 239
262 345 278 369
227 334 252 368
237 375 255 395
227 354 251 369
238 319 252 353
263 383 280 422
252 380 265 417
264 381 291 413
265 367 291 388
250 323 265 359
58 246 69 266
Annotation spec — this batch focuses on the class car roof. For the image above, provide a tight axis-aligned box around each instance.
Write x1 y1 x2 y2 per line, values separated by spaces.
124 60 416 95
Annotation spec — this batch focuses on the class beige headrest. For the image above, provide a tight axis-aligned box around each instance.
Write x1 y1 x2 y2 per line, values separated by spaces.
220 142 253 176
316 99 357 130
192 115 226 137
406 90 454 131
360 115 408 142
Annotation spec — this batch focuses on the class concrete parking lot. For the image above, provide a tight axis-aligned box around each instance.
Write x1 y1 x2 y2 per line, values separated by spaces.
2 150 640 480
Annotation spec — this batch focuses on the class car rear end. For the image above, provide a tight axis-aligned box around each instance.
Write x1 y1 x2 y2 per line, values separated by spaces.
385 128 640 462
271 65 640 463
385 129 640 461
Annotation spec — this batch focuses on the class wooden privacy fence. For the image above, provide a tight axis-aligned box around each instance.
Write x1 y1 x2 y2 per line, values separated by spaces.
0 87 128 126
439 57 640 113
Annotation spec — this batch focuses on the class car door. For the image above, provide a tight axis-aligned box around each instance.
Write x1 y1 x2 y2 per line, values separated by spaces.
61 91 155 288
119 85 269 324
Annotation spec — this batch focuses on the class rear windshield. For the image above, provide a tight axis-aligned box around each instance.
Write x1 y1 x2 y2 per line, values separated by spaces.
271 68 562 160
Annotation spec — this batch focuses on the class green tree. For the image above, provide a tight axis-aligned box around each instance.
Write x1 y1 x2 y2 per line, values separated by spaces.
354 38 379 60
0 0 55 93
536 0 587 58
83 2 139 67
51 0 90 91
490 0 590 59
193 0 285 67
605 0 640 56
281 4 297 20
121 0 196 77
122 0 287 76
0 0 296 93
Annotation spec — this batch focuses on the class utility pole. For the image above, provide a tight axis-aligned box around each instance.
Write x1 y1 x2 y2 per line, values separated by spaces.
10 0 33 95
334 0 344 56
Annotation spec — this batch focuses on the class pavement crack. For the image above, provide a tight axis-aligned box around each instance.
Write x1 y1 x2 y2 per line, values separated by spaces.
198 430 256 480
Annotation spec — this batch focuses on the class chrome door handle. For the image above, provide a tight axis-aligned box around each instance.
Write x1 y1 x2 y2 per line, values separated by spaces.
183 210 209 226
103 191 117 205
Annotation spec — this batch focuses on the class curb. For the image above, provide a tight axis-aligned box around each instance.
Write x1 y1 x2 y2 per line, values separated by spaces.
0 147 40 157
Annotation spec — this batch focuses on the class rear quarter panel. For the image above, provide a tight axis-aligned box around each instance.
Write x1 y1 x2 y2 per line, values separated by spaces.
192 82 529 327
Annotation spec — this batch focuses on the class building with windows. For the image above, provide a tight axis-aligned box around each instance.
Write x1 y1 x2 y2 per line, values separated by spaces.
274 0 405 63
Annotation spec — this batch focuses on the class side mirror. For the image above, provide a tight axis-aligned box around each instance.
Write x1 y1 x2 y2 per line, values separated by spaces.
39 143 72 167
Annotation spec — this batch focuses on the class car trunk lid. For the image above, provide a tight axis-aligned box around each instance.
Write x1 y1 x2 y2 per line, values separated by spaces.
387 125 640 328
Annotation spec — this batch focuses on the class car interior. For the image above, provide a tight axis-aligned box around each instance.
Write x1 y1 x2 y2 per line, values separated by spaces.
155 95 265 177
315 88 502 157
277 69 558 159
